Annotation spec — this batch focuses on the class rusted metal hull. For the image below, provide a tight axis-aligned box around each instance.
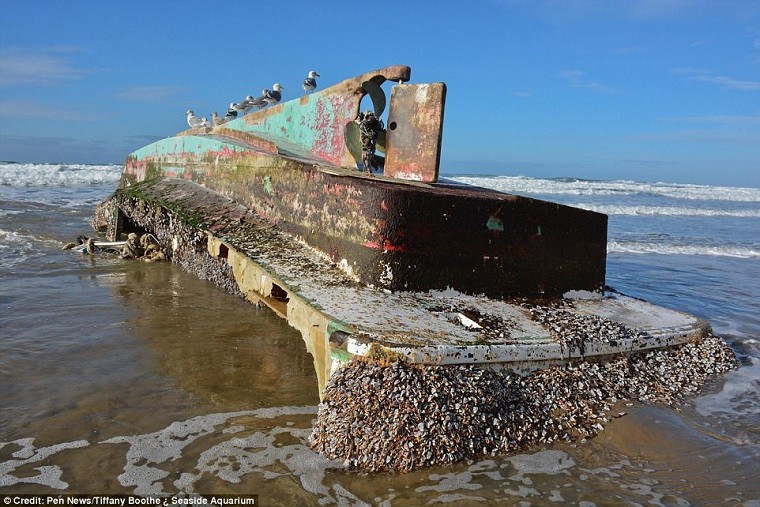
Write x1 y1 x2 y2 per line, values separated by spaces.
103 178 708 400
120 65 607 297
122 144 606 297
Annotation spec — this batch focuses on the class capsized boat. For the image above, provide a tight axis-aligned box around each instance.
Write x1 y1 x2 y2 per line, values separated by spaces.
101 65 719 398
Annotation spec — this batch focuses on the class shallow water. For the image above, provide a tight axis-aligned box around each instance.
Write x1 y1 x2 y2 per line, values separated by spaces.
1 165 759 504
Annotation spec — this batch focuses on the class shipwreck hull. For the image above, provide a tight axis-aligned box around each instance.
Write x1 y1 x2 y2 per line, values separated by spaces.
100 177 712 400
122 140 607 298
120 65 607 298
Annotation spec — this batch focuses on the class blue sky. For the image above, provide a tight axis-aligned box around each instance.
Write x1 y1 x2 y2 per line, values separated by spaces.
1 0 758 187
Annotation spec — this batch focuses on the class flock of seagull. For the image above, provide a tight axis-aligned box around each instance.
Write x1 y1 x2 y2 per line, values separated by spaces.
185 71 320 129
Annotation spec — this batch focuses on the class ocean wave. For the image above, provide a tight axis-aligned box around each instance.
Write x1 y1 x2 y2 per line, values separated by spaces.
0 163 123 187
450 176 760 203
574 203 760 218
0 229 52 269
608 241 760 258
1 189 113 209
694 356 760 418
0 228 35 251
0 228 63 256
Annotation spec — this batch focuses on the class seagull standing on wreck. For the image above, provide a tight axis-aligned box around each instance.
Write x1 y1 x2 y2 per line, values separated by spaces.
264 83 283 106
225 103 238 121
186 110 206 129
302 71 320 93
243 95 257 110
247 91 268 111
211 111 225 127
232 99 251 114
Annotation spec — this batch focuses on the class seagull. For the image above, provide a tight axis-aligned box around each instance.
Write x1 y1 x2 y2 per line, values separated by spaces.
247 92 268 110
211 111 225 126
186 110 205 129
232 99 251 114
225 103 238 121
263 83 283 106
302 71 320 93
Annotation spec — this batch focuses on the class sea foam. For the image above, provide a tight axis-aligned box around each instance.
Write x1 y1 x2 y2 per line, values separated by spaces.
608 241 760 258
0 163 123 187
451 176 760 203
573 203 760 218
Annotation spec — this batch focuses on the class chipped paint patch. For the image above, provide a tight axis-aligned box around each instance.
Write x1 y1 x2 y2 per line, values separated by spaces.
486 216 505 232
262 175 274 196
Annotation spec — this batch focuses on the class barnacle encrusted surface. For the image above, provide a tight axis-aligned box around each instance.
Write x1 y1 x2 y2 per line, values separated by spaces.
310 336 737 473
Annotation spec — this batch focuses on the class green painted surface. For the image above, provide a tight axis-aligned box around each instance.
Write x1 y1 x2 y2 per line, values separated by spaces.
237 95 323 148
130 135 250 161
327 320 354 337
330 348 352 365
222 93 357 167
263 175 274 196
486 216 505 232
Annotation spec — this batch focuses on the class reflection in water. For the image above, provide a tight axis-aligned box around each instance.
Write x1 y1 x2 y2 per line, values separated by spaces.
111 262 320 408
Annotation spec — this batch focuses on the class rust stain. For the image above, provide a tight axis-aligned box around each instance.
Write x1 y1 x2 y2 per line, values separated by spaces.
384 83 446 183
120 66 606 297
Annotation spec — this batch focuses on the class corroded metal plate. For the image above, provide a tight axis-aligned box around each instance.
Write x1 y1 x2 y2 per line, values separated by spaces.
384 83 446 183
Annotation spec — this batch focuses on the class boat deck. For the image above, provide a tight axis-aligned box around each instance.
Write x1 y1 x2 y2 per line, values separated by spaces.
113 178 708 394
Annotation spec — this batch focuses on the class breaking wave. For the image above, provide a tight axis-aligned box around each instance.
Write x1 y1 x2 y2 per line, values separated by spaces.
573 203 760 218
0 163 123 187
0 228 62 252
608 241 760 258
451 176 760 203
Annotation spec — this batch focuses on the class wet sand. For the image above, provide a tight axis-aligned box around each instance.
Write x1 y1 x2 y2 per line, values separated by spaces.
2 256 758 504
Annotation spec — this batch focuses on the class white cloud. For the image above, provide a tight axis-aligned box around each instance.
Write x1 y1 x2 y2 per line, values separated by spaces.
557 70 617 93
493 0 738 21
115 86 186 102
672 67 760 91
666 113 760 125
0 100 101 121
701 75 760 91
632 129 759 145
751 34 760 62
0 46 91 86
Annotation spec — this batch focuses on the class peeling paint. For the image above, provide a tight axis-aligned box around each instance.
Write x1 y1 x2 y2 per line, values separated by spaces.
486 216 505 232
262 175 274 196
119 66 607 298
